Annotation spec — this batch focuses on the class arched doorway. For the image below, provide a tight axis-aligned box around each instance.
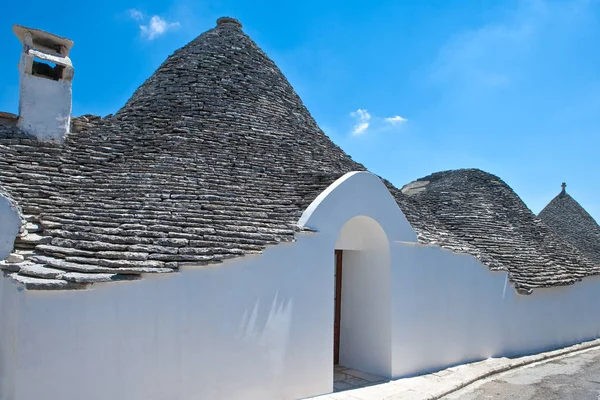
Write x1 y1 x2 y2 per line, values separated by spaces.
334 216 392 378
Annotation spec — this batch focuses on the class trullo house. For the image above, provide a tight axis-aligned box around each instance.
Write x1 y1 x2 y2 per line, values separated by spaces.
0 17 599 400
539 182 600 265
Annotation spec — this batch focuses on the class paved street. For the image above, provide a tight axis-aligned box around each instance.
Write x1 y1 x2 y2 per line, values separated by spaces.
310 340 600 400
444 348 600 400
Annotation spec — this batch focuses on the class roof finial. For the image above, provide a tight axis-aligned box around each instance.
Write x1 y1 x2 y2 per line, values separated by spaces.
216 17 242 29
560 182 567 196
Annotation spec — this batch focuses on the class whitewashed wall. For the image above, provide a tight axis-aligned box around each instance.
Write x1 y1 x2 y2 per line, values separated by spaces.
390 243 600 378
2 172 411 400
0 274 19 400
11 235 335 400
17 72 72 142
0 193 20 400
2 171 600 400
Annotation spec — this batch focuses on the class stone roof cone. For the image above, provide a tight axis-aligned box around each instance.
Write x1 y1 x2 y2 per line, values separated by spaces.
116 17 357 173
539 184 600 264
400 169 600 292
0 18 367 289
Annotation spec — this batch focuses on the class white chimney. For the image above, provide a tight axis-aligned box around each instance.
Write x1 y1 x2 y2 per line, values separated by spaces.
13 25 74 143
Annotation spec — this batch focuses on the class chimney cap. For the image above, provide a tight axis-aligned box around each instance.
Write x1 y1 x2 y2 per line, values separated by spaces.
216 17 242 28
13 25 74 52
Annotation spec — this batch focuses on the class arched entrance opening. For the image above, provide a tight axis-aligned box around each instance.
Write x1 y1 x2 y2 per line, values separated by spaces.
333 216 392 379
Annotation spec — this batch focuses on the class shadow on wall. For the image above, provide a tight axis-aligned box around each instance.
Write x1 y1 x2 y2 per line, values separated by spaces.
11 232 335 400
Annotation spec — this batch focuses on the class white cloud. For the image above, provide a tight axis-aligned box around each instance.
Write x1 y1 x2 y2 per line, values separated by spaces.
349 109 408 135
128 8 145 21
385 115 408 125
127 9 180 40
141 16 180 40
350 109 371 135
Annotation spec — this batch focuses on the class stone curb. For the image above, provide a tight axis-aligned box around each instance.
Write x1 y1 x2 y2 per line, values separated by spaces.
430 337 600 399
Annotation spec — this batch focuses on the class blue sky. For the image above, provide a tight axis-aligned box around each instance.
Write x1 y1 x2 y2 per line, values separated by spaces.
1 0 598 221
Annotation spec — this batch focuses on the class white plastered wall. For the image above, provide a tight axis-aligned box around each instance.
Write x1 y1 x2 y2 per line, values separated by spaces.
17 72 72 142
302 171 600 379
3 171 600 400
0 275 19 400
0 194 21 400
5 172 413 400
389 243 600 378
10 236 333 400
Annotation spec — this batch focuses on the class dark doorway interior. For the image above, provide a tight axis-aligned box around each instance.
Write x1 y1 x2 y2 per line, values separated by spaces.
334 249 343 365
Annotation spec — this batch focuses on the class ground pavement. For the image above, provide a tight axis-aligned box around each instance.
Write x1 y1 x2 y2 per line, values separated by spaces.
308 338 600 400
445 346 600 399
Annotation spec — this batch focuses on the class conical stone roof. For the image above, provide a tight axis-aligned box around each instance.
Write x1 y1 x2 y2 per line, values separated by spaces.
0 18 366 289
539 184 600 264
116 17 356 173
400 169 600 292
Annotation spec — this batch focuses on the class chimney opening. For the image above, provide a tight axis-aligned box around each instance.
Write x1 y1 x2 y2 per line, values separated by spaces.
31 57 64 81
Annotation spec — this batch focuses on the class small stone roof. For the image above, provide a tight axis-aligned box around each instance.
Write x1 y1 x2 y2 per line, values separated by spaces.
398 169 600 293
1 19 598 292
539 184 600 265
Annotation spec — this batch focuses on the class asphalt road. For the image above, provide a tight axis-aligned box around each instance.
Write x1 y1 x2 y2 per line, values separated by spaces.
444 348 600 400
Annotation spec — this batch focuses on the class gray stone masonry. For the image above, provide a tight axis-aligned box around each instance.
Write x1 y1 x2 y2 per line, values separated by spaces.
539 185 600 265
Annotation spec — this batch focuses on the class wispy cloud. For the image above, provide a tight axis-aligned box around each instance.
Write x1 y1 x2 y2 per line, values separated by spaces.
350 109 407 135
141 16 180 40
128 9 180 40
385 115 408 125
128 8 145 21
350 109 371 135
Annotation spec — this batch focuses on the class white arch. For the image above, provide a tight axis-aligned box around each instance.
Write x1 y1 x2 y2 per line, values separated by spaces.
298 172 416 379
298 171 417 244
336 215 389 251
